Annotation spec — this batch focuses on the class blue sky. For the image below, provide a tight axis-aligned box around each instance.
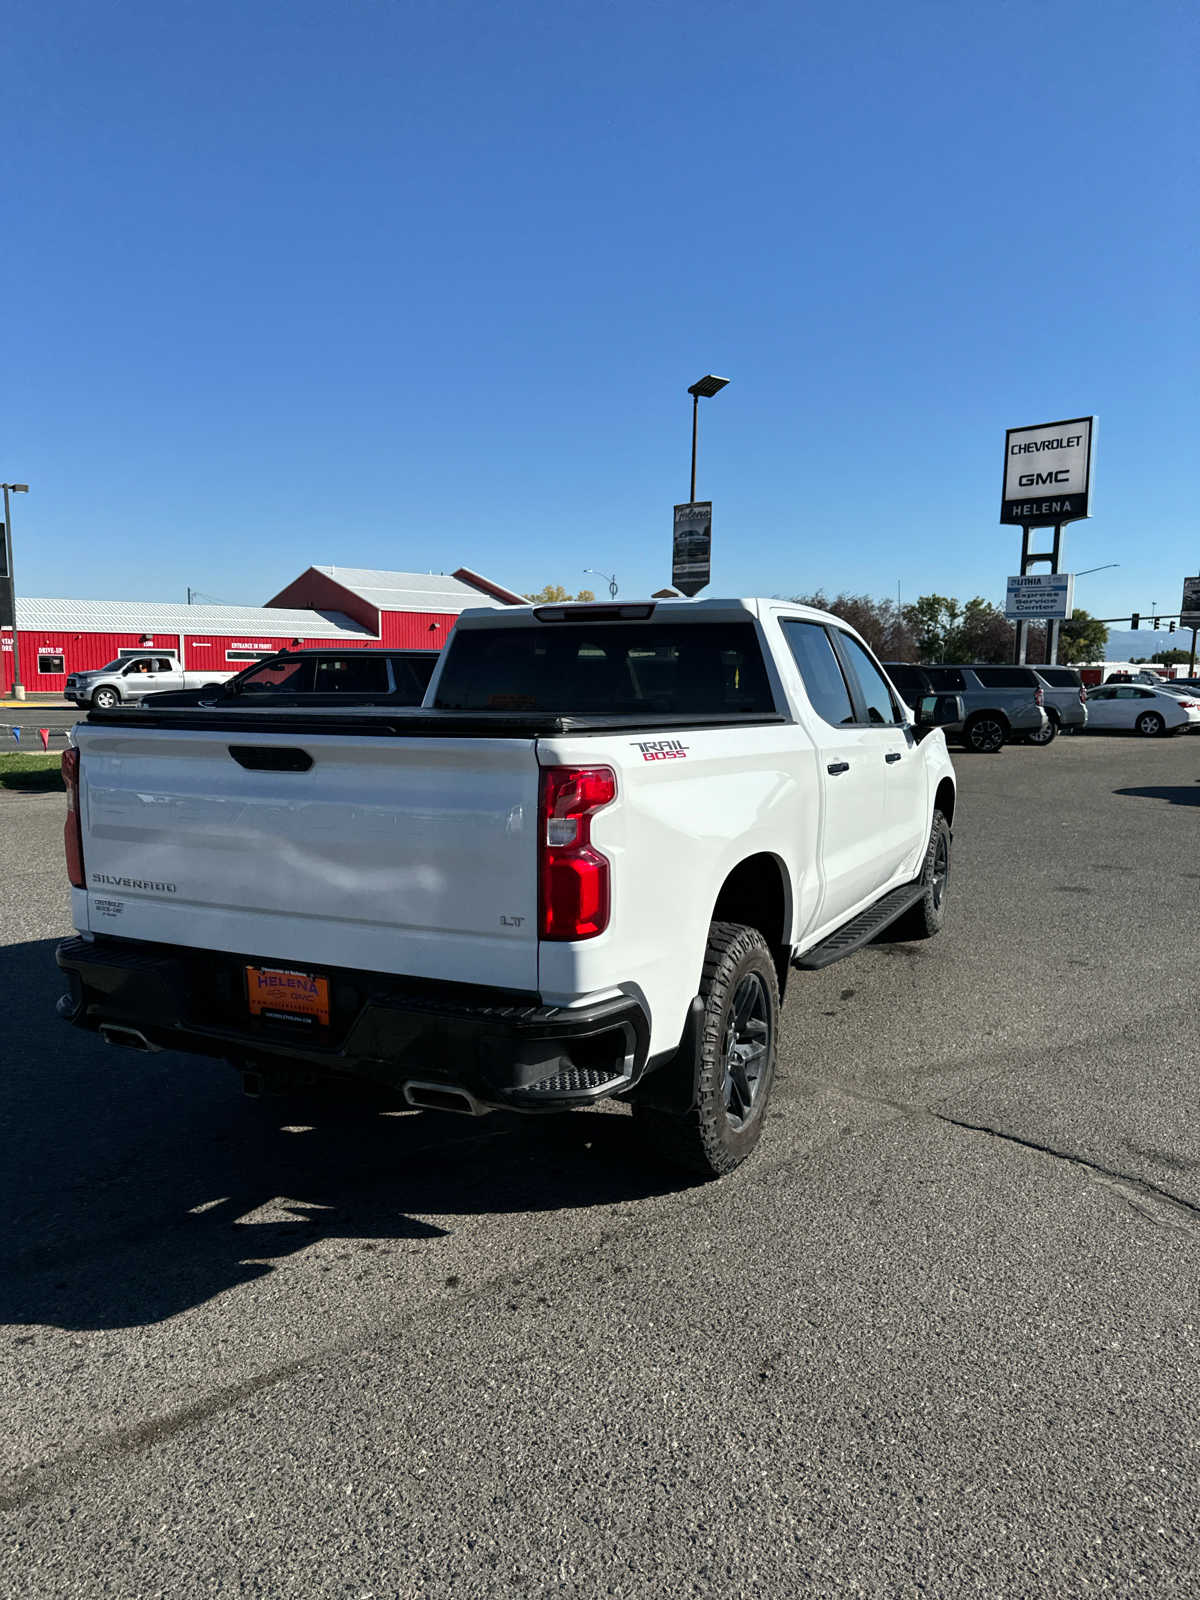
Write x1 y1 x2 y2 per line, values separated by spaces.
3 0 1196 633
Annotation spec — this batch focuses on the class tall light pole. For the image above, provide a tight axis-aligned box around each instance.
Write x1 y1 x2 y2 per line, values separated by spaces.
1 483 29 701
584 568 618 599
687 375 728 503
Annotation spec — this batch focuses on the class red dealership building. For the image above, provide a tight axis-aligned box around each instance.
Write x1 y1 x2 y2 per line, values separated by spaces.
0 565 524 695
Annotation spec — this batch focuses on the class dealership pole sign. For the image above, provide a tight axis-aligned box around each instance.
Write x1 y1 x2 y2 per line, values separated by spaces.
1004 573 1074 621
1181 577 1200 631
672 502 712 597
1000 416 1095 527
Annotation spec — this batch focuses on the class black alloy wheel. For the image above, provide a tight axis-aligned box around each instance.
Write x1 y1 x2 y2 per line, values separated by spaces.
964 715 1006 754
721 971 773 1131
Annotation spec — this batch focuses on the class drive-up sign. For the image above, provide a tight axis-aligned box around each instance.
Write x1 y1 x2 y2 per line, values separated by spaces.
1001 416 1095 526
1004 573 1075 620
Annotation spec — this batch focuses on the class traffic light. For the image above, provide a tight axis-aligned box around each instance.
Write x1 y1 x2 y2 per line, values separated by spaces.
1154 616 1161 630
1131 612 1139 629
1170 620 1177 633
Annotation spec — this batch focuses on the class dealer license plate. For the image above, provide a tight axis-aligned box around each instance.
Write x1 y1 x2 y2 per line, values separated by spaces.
246 966 330 1027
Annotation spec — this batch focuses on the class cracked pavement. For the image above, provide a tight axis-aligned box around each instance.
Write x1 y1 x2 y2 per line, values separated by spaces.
2 734 1200 1597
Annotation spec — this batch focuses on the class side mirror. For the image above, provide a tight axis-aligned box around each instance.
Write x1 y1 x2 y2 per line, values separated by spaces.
916 693 964 728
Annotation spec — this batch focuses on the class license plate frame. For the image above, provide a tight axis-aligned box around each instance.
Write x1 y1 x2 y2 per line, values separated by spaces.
245 965 330 1028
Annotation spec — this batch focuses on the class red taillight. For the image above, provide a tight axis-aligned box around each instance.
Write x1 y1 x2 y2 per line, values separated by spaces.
62 747 85 889
1035 686 1044 707
538 765 616 940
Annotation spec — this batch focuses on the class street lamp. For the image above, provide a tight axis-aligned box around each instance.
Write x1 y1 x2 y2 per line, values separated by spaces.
686 375 728 504
1074 563 1119 578
1 483 29 701
584 568 618 599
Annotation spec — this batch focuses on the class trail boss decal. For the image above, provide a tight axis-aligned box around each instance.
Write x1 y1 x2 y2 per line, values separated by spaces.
633 739 689 761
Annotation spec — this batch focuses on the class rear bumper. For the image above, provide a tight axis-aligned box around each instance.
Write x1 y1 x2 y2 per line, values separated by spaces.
55 935 650 1112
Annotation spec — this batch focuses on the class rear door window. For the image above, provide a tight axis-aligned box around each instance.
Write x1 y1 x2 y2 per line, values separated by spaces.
312 655 391 694
236 658 313 694
1038 668 1081 688
780 621 855 726
434 622 774 715
925 668 966 691
972 667 1038 688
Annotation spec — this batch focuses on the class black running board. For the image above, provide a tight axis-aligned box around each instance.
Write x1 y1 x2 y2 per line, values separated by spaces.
791 882 926 970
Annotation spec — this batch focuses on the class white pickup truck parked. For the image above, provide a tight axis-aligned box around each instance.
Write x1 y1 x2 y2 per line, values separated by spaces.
65 653 235 709
56 599 959 1177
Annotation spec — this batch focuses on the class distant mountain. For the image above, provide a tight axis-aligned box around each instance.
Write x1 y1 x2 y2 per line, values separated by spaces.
1101 627 1197 663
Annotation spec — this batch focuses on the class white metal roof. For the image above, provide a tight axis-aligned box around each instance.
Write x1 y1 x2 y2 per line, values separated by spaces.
311 566 508 613
13 597 373 638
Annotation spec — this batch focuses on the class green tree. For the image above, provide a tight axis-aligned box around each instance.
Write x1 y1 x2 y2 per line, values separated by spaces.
904 594 1013 662
524 584 596 603
905 594 960 661
956 597 1013 662
1057 609 1109 665
1150 648 1190 665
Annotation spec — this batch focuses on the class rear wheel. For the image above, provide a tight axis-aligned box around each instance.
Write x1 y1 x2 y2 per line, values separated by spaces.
1024 714 1058 746
633 921 779 1179
962 713 1007 753
1136 711 1165 737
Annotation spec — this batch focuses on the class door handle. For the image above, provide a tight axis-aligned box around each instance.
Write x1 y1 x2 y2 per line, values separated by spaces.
826 761 850 775
885 751 902 763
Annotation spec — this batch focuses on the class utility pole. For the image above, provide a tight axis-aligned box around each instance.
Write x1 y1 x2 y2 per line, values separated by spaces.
1 483 29 700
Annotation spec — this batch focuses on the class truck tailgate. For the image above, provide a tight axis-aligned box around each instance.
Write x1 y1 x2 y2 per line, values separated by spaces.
73 724 540 990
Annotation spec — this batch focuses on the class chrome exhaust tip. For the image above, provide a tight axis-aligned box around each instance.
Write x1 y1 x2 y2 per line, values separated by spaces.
99 1023 160 1054
403 1080 486 1116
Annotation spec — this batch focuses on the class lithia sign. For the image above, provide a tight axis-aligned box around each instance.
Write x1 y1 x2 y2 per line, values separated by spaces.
1000 416 1096 527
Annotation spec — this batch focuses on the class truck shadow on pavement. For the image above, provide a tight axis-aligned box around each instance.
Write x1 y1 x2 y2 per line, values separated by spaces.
1114 784 1200 808
0 938 685 1333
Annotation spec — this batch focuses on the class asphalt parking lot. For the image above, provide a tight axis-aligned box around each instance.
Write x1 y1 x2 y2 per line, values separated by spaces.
2 733 1199 1598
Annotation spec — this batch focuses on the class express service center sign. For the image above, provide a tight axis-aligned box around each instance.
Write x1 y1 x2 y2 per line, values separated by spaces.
1004 573 1075 621
1001 416 1095 527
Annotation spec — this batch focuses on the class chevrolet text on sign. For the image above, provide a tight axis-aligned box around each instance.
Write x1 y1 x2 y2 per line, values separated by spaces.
1000 416 1095 526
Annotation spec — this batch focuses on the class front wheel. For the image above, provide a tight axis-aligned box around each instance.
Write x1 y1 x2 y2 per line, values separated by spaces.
891 810 951 941
92 686 120 710
1136 711 1165 737
633 921 779 1179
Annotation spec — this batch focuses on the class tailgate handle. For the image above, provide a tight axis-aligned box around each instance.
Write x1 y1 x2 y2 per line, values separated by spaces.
228 745 313 772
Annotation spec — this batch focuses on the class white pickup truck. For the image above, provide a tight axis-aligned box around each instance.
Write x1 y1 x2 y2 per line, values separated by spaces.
56 599 959 1177
65 653 234 710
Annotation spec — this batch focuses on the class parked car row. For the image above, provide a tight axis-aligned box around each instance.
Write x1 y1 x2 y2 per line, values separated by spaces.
884 660 1200 749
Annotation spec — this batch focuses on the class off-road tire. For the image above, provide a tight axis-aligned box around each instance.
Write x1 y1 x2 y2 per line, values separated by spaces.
633 921 779 1180
92 686 121 710
890 810 951 941
961 713 1006 754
